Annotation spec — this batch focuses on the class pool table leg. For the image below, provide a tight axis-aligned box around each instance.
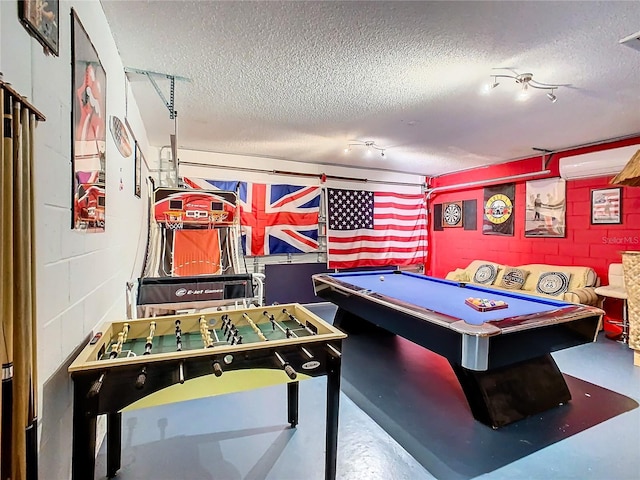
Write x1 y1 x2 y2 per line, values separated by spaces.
450 353 571 428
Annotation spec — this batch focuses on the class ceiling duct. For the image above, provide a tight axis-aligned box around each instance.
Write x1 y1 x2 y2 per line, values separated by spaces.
559 144 640 180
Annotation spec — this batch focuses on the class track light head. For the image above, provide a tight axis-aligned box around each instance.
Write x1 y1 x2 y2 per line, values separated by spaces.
546 91 557 103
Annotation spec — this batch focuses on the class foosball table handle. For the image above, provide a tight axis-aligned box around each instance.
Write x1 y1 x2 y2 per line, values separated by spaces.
274 351 298 380
283 364 297 380
212 361 223 377
87 372 106 398
135 367 148 389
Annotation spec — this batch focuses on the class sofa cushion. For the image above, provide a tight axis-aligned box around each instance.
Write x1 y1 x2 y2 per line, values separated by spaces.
446 268 470 282
445 262 600 306
536 272 572 297
500 267 530 290
472 263 500 285
520 264 597 291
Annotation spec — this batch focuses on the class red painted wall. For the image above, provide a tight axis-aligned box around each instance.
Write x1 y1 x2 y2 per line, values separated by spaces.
427 137 640 290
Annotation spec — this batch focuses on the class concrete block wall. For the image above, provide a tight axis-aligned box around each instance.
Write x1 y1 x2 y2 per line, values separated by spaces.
1 1 151 477
430 167 640 284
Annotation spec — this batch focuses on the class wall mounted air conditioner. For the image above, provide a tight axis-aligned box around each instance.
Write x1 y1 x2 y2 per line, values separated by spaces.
559 145 640 180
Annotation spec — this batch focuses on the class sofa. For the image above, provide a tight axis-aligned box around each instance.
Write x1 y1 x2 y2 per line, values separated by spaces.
445 260 600 306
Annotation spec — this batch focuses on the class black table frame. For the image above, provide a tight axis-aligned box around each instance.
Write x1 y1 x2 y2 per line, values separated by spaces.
71 340 343 479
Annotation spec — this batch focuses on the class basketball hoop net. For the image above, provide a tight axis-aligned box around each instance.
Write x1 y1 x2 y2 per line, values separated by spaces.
164 211 183 230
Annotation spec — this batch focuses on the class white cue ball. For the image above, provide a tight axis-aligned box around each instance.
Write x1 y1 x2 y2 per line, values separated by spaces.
379 276 385 281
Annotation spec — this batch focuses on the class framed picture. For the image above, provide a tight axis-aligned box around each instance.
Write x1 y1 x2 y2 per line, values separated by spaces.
591 187 622 224
134 141 143 198
19 0 59 56
524 178 566 238
483 183 515 236
71 9 107 231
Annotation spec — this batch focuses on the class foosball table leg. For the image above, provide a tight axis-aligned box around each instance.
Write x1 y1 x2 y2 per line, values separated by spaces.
325 347 342 480
106 412 122 478
287 381 299 427
71 383 97 480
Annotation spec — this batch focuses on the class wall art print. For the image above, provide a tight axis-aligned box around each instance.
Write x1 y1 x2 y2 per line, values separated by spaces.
483 183 515 236
109 115 133 158
19 0 59 55
591 187 622 225
524 178 566 238
71 9 107 231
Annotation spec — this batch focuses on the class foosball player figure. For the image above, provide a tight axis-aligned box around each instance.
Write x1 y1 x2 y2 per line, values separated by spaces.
175 319 182 351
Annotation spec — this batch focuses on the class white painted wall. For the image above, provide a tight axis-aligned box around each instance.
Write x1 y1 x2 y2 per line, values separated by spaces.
1 1 150 477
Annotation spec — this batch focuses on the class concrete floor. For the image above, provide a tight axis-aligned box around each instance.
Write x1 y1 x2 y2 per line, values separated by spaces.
95 303 640 480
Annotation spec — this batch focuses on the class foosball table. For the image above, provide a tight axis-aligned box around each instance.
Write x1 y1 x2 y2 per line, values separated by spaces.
68 303 347 480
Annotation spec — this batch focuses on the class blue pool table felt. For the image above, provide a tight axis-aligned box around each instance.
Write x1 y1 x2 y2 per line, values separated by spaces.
331 270 568 326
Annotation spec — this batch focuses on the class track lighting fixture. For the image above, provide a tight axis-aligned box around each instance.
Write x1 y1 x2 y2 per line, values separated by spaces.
483 69 561 102
344 140 386 158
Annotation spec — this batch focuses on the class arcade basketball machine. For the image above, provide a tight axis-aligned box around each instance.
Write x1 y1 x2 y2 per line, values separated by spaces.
128 185 264 318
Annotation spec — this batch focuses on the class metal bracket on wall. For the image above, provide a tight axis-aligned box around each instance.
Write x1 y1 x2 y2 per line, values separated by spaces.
125 67 191 120
532 147 555 169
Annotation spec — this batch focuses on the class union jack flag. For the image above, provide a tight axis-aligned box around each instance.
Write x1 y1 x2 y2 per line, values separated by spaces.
183 178 320 256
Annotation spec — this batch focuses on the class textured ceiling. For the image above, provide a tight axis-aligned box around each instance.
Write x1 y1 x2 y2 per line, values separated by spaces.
100 1 640 177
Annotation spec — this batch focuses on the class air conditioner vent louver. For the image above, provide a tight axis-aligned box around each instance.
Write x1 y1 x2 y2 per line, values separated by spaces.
559 145 640 180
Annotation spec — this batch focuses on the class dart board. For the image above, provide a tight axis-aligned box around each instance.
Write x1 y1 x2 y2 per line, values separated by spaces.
442 201 463 227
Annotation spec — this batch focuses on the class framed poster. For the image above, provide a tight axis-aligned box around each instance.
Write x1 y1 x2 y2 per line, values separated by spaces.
19 0 59 56
524 178 566 238
442 201 463 228
71 9 107 231
134 141 143 198
483 183 515 236
591 187 622 224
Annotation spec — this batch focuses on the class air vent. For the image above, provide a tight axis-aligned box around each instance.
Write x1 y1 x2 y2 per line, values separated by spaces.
620 30 640 52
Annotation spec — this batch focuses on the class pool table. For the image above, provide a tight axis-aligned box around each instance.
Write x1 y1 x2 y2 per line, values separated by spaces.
312 270 604 428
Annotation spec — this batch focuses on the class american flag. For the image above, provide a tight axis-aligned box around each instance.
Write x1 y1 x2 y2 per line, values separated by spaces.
592 189 620 221
327 188 428 269
183 178 320 256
